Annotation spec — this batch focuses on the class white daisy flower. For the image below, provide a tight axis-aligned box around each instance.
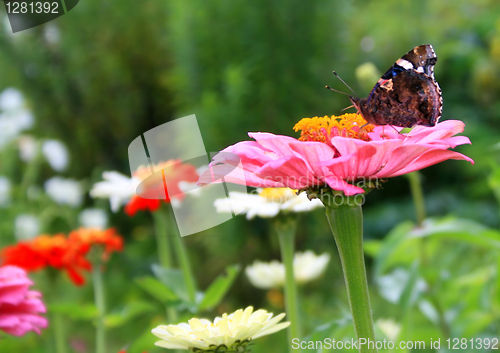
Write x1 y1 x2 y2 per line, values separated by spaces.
42 139 69 172
0 88 24 111
14 214 40 241
151 306 289 352
79 208 108 229
214 188 323 220
0 104 34 149
18 135 38 162
376 319 401 341
245 260 285 289
293 251 330 284
90 171 139 212
246 251 330 289
44 176 83 207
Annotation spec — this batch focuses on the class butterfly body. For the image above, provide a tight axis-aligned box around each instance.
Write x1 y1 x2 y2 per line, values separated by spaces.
350 44 443 128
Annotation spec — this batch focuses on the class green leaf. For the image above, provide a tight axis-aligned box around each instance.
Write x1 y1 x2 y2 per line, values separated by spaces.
104 301 156 328
398 261 423 313
374 217 500 278
198 264 240 311
151 264 190 302
363 240 382 258
409 217 500 249
49 303 98 321
374 221 416 276
459 311 495 337
135 276 179 304
451 265 496 287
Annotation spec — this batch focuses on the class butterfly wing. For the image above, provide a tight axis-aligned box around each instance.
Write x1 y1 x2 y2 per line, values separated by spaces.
361 70 442 127
381 44 437 80
356 44 442 127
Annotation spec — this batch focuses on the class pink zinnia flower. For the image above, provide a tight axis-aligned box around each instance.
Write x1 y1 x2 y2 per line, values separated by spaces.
199 114 473 195
0 265 48 336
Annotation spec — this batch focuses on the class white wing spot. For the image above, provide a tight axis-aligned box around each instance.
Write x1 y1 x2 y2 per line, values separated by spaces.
396 58 413 69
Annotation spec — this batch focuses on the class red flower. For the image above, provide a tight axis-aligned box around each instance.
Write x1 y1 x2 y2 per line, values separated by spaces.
68 228 123 263
125 160 199 216
1 235 90 286
124 196 161 216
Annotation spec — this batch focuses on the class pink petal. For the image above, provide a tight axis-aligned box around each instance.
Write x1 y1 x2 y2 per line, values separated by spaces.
199 164 284 188
212 141 277 173
383 149 474 177
256 156 319 189
430 136 471 149
0 285 30 306
374 144 434 177
288 141 336 176
0 266 32 306
321 138 384 177
324 176 365 196
0 266 47 337
404 120 466 144
248 133 301 157
368 126 404 142
320 148 375 179
0 314 20 329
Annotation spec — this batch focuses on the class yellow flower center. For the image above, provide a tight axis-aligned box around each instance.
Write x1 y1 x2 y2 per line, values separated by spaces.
293 113 374 145
259 188 296 203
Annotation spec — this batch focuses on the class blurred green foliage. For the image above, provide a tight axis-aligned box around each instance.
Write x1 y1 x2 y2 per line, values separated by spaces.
0 0 500 352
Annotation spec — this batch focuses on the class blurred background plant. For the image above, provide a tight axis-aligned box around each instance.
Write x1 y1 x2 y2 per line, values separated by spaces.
0 0 499 352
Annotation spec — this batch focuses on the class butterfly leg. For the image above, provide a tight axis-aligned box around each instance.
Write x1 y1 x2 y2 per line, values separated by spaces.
380 125 387 139
388 125 401 134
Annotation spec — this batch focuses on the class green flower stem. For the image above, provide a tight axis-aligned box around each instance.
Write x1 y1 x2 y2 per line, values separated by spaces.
407 172 426 227
92 264 106 353
153 211 172 269
324 202 377 353
167 207 197 304
52 312 67 353
152 210 179 324
46 270 66 353
274 218 300 353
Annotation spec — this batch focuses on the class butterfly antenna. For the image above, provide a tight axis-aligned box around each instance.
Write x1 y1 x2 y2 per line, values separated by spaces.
341 105 354 112
325 85 350 96
333 71 357 97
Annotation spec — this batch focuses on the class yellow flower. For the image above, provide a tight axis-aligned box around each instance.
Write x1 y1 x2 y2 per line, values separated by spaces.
151 307 289 352
213 188 323 220
293 113 374 146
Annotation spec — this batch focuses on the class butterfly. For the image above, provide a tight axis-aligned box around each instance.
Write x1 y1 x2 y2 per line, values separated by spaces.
348 45 443 128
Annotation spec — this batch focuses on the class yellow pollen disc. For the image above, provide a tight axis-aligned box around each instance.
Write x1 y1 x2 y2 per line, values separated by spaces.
293 113 374 143
259 188 297 203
